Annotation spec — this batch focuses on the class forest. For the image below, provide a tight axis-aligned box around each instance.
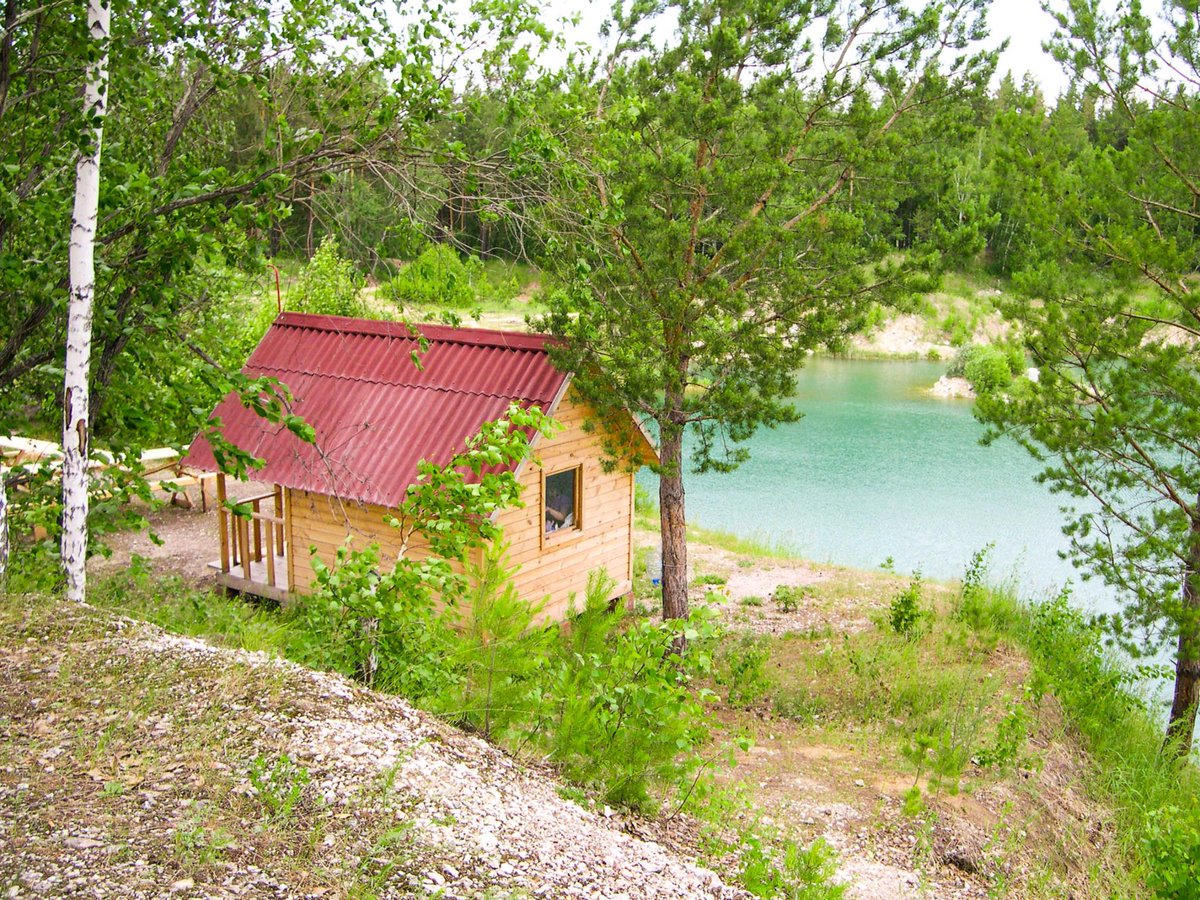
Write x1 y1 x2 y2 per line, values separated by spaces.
2 0 1200 896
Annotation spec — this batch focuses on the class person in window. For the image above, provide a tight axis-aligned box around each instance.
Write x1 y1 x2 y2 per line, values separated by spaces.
545 480 575 533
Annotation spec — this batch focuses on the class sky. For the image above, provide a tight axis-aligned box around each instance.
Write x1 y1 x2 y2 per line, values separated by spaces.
546 0 1166 101
990 0 1068 96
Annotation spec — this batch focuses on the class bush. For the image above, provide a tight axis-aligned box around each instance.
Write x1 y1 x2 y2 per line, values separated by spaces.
541 588 721 810
774 585 802 613
436 545 552 740
887 574 925 639
384 244 490 308
947 344 1014 394
716 634 772 709
287 236 368 318
301 542 460 699
963 349 1011 394
1140 805 1200 899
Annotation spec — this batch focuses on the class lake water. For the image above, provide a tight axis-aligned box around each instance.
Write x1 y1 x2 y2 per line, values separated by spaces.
642 357 1109 611
640 355 1192 723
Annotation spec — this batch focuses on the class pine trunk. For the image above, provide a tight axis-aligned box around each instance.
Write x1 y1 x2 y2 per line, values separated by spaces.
62 0 110 604
658 421 688 622
1165 505 1200 757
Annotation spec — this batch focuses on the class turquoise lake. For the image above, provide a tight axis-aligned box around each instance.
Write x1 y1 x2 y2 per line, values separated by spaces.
638 355 1182 727
641 356 1110 611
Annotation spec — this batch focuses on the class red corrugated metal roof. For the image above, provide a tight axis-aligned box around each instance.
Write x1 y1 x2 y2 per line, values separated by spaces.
184 313 570 507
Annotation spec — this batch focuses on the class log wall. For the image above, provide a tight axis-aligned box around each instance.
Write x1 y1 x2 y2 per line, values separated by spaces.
284 389 635 622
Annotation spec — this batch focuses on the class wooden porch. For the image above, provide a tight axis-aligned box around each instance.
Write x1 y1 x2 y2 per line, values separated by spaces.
209 476 292 604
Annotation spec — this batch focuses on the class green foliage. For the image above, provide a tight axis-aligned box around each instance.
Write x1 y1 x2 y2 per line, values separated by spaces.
286 236 369 319
435 544 552 740
774 585 802 614
737 834 846 900
888 574 926 639
5 460 165 594
541 588 721 811
974 697 1030 774
384 245 493 308
249 754 311 823
302 542 459 697
173 814 235 866
0 0 487 450
947 345 1021 394
1140 805 1200 900
962 349 1012 395
715 634 772 709
693 573 727 587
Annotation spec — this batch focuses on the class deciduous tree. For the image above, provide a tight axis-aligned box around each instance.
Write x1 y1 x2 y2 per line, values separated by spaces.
62 0 111 603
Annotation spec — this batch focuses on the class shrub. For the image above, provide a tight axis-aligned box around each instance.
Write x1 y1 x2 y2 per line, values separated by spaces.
716 634 772 709
248 753 311 823
288 235 368 318
738 834 847 899
774 585 802 613
301 542 460 699
1140 805 1200 899
384 244 489 308
947 344 1025 395
541 589 721 811
888 574 925 639
437 545 552 740
963 349 1012 394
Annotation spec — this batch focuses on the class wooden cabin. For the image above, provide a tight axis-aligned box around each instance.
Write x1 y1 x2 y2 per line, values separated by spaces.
184 312 656 622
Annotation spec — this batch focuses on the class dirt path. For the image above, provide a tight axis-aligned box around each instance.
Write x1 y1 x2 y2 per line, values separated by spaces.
89 480 274 586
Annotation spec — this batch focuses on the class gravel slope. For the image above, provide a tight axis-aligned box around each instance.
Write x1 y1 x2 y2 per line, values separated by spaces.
0 598 743 899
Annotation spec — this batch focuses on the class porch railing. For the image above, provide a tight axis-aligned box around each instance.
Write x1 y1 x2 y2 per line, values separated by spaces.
216 481 287 591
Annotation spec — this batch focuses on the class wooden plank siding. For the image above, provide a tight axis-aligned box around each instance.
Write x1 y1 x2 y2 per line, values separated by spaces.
281 389 635 623
495 392 633 621
286 489 461 592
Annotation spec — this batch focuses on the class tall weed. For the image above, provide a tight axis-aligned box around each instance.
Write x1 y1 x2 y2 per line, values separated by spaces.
963 566 1200 899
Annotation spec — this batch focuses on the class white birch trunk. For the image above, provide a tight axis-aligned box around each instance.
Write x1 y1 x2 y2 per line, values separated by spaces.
62 0 111 603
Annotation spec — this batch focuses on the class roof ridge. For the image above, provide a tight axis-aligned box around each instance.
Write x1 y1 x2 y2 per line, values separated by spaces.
249 365 554 404
274 312 554 352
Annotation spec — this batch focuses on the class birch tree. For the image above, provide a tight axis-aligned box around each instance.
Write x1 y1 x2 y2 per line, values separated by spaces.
62 0 111 602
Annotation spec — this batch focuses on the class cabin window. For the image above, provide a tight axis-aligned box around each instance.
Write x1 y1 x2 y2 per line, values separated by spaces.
544 467 581 535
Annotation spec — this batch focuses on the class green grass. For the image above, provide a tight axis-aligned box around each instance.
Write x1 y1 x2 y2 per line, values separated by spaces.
89 559 301 656
635 509 804 560
974 582 1200 897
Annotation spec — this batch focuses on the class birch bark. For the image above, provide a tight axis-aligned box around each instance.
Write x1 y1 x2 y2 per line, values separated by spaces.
62 0 111 603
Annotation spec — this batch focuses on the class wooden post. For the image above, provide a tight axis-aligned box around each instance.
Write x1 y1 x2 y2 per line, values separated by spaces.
264 518 276 588
274 485 284 550
240 516 251 580
252 498 262 561
216 473 229 573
